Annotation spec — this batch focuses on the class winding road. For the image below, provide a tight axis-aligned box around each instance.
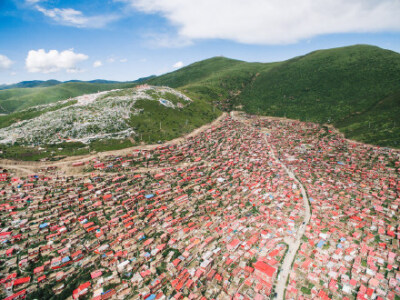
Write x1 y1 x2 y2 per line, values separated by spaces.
263 132 311 300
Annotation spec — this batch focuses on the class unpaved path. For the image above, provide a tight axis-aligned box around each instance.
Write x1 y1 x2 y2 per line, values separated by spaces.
0 113 227 176
264 133 311 300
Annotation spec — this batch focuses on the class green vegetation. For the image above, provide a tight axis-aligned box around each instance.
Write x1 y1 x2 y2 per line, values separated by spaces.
147 45 400 148
149 57 275 110
0 81 136 113
301 287 312 295
128 97 220 144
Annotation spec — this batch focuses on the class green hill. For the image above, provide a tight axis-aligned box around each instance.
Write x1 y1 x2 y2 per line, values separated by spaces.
148 57 275 109
0 81 136 113
146 45 400 148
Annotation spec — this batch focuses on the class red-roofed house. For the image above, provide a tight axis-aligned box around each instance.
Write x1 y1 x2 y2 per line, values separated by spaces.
254 261 276 282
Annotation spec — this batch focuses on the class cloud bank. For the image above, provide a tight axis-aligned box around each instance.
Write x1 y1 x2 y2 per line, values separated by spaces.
26 49 88 73
126 0 400 44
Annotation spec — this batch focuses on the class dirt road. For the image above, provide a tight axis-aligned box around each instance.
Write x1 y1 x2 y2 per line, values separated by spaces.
264 133 311 300
0 113 228 177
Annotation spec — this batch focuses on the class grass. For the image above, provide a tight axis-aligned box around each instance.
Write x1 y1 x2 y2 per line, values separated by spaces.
128 96 220 144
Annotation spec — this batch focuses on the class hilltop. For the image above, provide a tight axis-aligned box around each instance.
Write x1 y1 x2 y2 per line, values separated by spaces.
147 45 400 147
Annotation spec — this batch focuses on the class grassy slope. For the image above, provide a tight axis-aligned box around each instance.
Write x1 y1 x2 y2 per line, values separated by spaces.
147 45 400 148
338 90 400 147
148 57 246 88
0 82 136 113
238 45 400 119
236 45 400 146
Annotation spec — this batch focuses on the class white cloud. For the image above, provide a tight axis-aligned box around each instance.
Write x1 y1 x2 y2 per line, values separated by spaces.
0 54 13 70
35 5 119 28
26 49 88 73
125 0 400 44
107 58 115 63
172 61 183 69
93 60 103 68
120 58 128 63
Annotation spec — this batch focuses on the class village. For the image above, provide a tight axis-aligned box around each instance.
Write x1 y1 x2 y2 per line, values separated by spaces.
0 113 399 300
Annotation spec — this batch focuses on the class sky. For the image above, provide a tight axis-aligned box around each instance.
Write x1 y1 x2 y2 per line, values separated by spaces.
0 0 400 85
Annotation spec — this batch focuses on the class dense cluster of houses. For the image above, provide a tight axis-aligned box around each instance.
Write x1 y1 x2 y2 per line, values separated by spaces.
0 115 398 300
254 117 400 299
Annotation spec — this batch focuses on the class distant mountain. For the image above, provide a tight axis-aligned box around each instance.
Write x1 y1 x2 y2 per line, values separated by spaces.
147 45 400 148
0 79 130 91
0 81 137 113
133 75 157 83
0 80 62 90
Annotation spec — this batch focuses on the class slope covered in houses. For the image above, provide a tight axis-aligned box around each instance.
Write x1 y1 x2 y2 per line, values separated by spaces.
0 113 399 299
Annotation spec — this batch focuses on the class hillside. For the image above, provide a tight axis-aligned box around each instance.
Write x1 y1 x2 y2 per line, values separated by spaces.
0 81 136 113
148 57 274 109
0 85 220 160
146 45 400 148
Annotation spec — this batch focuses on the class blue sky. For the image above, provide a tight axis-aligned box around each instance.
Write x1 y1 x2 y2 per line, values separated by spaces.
0 0 399 84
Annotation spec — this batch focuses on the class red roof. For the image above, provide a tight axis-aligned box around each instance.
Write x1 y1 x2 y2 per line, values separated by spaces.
254 261 276 277
13 276 30 286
